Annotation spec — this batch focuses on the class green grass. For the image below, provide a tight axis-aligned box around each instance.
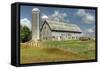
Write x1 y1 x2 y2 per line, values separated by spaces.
20 40 96 64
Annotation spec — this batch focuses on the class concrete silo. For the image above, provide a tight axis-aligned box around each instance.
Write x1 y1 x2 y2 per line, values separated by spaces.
32 8 40 41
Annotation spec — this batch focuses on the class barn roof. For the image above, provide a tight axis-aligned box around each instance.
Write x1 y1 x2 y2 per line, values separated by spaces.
41 20 82 33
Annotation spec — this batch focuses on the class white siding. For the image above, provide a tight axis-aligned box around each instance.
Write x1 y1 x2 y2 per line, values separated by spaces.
41 23 51 40
51 32 82 40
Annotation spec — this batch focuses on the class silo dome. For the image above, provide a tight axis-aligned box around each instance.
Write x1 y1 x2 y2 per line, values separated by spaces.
32 8 40 12
42 15 48 19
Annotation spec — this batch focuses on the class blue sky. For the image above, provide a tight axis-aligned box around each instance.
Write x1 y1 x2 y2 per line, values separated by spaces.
20 5 96 34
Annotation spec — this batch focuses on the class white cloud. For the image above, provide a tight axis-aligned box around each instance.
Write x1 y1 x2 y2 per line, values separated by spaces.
41 10 68 22
76 9 86 16
20 18 31 30
52 10 59 17
76 9 86 17
52 10 67 18
76 9 95 24
82 14 95 24
87 27 95 33
50 10 68 22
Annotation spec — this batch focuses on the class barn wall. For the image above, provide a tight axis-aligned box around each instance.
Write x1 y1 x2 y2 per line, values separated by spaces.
40 23 52 40
51 31 82 40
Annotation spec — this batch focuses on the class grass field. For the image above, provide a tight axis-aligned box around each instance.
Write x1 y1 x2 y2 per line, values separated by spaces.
20 40 96 64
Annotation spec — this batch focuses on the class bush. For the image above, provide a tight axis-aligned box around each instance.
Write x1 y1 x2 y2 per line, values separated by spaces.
79 37 90 41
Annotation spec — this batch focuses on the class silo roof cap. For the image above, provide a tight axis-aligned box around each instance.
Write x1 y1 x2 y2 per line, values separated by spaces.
32 8 40 12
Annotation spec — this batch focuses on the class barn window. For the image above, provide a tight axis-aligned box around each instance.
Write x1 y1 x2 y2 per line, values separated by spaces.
52 36 55 38
68 33 71 36
44 26 46 29
72 37 73 39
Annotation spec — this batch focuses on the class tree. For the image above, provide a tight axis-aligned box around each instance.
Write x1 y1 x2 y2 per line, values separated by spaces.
20 25 31 43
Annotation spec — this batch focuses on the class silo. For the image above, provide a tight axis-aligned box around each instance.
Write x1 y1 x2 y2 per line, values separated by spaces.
32 8 40 41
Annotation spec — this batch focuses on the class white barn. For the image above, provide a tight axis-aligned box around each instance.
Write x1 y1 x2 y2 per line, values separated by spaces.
40 20 82 40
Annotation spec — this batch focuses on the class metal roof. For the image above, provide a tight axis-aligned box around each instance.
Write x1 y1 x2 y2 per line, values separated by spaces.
43 20 82 33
